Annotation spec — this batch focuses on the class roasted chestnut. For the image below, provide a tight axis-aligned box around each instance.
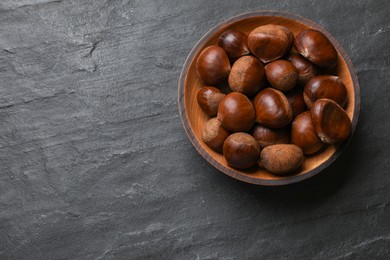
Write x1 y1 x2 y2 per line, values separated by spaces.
228 56 265 96
217 92 255 132
265 60 298 92
202 117 230 153
260 144 304 175
248 24 293 63
223 132 260 169
218 30 250 61
253 88 293 129
252 124 290 148
294 29 338 68
196 45 231 85
197 86 225 116
311 99 352 144
304 75 348 108
287 53 319 86
285 88 306 118
291 111 324 154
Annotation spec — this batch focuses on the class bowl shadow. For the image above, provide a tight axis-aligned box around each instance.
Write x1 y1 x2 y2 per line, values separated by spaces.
225 136 360 207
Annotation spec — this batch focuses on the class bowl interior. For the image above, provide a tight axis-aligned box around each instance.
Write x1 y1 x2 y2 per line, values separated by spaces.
179 12 359 185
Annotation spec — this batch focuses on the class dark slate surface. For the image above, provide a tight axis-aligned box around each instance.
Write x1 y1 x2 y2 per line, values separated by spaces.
0 0 389 259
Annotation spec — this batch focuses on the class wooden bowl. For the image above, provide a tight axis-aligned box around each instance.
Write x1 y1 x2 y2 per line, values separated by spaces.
178 11 360 186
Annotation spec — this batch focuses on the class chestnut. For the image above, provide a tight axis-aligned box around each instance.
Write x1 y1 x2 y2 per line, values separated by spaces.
304 75 348 108
252 124 290 148
287 53 319 86
197 86 226 116
311 99 352 144
196 45 231 85
291 111 324 154
257 158 264 169
285 88 306 118
253 88 293 129
294 29 338 68
248 24 293 63
265 60 298 92
202 117 230 153
218 30 250 61
228 56 265 96
260 144 304 175
223 132 260 169
217 92 255 132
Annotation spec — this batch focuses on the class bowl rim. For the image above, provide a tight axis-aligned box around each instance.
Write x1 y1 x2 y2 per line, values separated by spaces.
178 10 360 186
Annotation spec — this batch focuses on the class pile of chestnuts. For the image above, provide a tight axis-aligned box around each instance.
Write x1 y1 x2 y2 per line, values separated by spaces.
196 25 352 175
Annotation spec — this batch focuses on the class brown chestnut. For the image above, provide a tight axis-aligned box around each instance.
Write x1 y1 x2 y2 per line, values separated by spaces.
217 92 255 132
228 56 265 96
196 45 231 85
197 86 226 116
257 158 264 169
248 24 293 63
223 132 260 169
291 111 324 154
311 99 352 144
260 144 304 175
265 60 298 92
218 30 250 61
287 53 319 86
202 117 230 153
304 75 348 108
252 124 290 148
253 88 293 129
285 88 306 118
294 29 338 68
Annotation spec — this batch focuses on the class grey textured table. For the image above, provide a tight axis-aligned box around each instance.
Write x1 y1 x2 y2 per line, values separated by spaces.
0 0 389 259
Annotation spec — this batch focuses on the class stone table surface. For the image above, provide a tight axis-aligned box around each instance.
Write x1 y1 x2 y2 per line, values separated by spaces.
0 0 389 259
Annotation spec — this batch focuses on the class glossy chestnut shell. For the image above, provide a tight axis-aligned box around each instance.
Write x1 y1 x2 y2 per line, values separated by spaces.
294 29 338 68
223 132 260 169
291 111 324 154
196 45 231 85
202 117 230 153
253 88 293 129
218 29 250 61
252 124 290 148
248 24 293 63
287 53 318 86
285 88 306 118
217 92 255 132
265 60 298 92
228 56 265 96
311 99 352 144
304 75 348 108
197 86 225 116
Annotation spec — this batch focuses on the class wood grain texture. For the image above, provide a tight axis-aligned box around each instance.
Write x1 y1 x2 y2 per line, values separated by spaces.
179 11 360 185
